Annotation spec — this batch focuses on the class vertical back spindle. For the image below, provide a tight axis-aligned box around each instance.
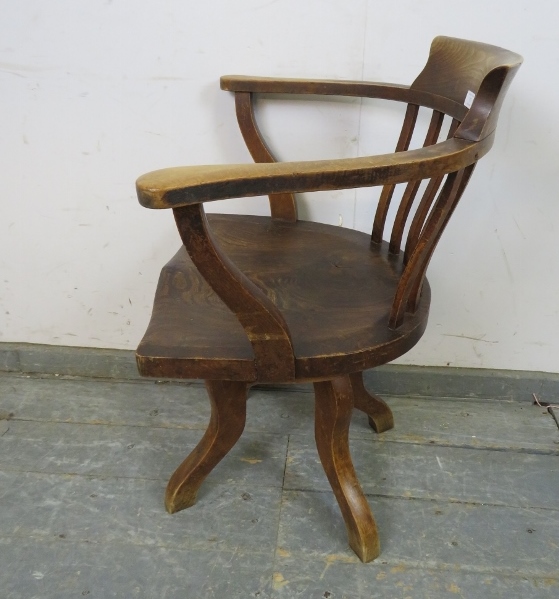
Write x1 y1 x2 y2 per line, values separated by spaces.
403 118 461 262
371 104 419 243
389 164 476 329
388 110 445 254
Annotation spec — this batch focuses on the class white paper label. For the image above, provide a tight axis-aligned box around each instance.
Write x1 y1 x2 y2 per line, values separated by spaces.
464 90 476 109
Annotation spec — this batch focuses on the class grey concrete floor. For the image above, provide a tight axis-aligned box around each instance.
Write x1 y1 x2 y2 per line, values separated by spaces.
0 372 558 598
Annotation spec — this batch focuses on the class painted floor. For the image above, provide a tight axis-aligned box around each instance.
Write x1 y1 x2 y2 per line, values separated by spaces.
0 372 558 598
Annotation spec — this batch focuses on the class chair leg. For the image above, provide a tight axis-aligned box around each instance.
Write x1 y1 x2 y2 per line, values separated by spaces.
165 379 248 514
350 371 394 433
314 376 380 562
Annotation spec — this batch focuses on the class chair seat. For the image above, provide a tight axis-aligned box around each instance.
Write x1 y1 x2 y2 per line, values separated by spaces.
136 214 430 381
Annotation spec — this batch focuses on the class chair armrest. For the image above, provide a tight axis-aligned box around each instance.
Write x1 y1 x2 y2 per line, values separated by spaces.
136 137 489 210
220 75 466 117
221 75 410 101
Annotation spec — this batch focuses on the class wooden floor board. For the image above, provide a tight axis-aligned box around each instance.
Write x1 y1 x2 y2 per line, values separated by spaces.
0 372 557 598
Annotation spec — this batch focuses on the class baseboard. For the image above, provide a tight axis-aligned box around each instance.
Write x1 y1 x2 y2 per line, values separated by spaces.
0 343 139 381
1 342 557 403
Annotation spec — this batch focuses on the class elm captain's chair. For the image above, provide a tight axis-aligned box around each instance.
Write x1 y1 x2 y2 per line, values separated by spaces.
134 37 522 562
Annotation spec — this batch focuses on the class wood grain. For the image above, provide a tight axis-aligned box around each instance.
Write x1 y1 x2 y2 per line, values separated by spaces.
173 205 295 382
165 380 248 513
135 137 487 210
136 215 430 382
314 376 380 562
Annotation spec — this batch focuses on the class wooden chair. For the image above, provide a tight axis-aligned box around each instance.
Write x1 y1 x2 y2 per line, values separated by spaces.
134 37 522 562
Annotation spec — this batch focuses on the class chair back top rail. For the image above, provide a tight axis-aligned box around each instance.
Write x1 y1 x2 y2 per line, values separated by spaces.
411 36 522 142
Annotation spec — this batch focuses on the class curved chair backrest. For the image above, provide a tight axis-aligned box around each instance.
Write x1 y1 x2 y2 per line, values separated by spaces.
137 37 522 334
370 37 522 327
411 36 522 142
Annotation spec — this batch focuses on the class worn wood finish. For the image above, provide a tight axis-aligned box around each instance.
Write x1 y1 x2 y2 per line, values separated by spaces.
135 37 522 562
136 137 488 210
165 380 248 514
411 37 521 142
314 376 380 562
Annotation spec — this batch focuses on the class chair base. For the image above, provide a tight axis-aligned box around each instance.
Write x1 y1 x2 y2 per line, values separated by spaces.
163 371 394 562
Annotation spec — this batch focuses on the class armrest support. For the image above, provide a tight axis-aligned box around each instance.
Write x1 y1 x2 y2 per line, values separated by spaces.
234 91 298 221
136 137 490 210
173 203 296 381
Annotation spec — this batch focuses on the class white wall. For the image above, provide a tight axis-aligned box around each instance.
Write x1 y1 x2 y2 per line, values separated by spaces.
1 1 558 373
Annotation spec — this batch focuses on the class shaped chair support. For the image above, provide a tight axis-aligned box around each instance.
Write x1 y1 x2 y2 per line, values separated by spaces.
135 36 522 562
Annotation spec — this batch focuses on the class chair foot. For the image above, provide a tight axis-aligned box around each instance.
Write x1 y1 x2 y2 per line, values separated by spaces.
165 380 248 514
350 372 394 433
314 376 380 563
